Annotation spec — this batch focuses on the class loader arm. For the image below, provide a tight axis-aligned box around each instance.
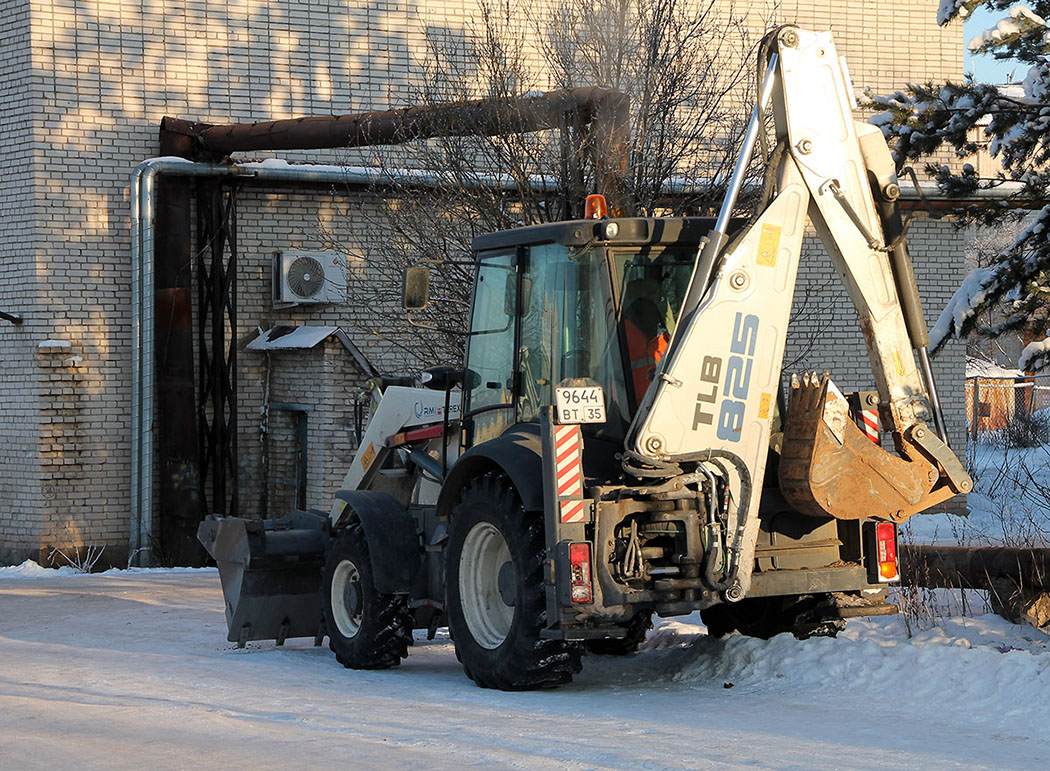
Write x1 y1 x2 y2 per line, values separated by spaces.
626 26 971 599
331 384 461 523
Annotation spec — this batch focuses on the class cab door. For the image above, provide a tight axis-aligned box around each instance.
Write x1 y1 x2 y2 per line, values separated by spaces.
462 249 520 446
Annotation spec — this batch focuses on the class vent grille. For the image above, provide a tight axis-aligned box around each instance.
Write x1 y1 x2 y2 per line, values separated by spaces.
286 256 325 298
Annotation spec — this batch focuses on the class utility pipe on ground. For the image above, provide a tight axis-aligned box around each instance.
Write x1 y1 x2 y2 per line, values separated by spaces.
900 544 1050 592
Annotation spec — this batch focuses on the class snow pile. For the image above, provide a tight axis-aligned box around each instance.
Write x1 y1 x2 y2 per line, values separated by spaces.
109 565 218 575
965 355 1024 379
0 559 218 578
0 559 78 578
640 618 705 650
660 614 1050 731
243 157 350 175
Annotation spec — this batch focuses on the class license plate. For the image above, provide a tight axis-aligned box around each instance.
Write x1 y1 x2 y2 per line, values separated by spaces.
555 385 606 424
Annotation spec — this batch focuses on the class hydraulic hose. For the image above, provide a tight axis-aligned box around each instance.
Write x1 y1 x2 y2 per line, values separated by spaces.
676 450 752 599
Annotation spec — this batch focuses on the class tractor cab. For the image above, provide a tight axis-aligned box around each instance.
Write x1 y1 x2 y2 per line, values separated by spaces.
462 217 716 449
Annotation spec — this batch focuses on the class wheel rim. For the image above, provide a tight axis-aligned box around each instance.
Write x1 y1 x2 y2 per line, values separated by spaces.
459 521 515 650
330 559 363 638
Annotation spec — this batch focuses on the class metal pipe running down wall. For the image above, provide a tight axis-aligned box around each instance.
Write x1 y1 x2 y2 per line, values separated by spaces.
129 158 558 565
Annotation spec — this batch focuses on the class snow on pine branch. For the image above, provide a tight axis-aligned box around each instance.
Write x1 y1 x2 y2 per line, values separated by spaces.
968 5 1048 54
930 205 1050 353
1019 335 1050 369
930 267 999 351
938 0 986 26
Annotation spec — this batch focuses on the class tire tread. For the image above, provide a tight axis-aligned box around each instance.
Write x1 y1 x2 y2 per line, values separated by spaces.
323 519 412 670
448 473 582 690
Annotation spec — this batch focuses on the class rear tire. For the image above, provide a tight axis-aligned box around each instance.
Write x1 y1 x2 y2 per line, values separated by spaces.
322 519 411 669
585 612 653 656
446 473 582 690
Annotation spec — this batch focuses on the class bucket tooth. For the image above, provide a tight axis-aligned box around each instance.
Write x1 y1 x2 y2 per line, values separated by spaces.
778 374 935 522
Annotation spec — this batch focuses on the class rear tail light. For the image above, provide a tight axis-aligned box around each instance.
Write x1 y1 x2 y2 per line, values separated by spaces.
875 522 899 582
568 542 593 604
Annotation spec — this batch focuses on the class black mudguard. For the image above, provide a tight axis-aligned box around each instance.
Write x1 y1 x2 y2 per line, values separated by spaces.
437 424 545 517
333 489 421 594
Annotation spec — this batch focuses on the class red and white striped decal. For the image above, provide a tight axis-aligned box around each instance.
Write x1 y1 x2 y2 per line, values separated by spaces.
555 424 586 523
858 408 880 444
560 499 586 524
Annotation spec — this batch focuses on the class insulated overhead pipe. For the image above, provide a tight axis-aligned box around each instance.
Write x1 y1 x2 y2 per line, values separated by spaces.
162 87 631 212
900 545 1050 593
194 88 627 149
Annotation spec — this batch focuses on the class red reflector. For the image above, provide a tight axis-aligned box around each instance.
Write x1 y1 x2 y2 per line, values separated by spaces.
584 194 608 219
568 542 593 604
875 522 898 582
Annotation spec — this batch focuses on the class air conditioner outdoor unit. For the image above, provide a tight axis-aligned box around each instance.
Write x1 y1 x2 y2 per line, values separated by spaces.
273 250 346 307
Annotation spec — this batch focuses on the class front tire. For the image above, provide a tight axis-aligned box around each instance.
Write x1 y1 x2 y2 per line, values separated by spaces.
446 473 581 690
322 519 411 669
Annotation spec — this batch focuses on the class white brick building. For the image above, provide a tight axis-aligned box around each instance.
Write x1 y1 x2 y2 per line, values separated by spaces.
0 0 967 566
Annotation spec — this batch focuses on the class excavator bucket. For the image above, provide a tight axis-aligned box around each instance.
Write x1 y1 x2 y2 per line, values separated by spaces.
778 373 936 522
197 511 328 647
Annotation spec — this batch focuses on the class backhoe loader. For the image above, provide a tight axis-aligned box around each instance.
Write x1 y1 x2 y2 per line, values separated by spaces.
199 26 971 690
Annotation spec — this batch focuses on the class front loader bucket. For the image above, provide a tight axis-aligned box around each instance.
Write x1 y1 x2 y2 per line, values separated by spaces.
197 511 328 647
778 373 936 522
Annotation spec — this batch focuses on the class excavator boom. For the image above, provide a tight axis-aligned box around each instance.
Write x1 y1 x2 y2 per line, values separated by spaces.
626 26 971 597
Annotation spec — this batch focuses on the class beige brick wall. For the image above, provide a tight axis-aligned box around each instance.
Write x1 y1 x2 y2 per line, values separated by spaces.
763 1 963 89
0 0 45 564
0 0 968 563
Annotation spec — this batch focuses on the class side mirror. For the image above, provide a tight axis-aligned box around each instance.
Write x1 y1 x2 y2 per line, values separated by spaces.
403 266 430 311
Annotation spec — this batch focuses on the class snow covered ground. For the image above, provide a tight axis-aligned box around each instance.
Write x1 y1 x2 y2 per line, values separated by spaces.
906 441 1050 547
1 566 1048 769
3 430 1047 768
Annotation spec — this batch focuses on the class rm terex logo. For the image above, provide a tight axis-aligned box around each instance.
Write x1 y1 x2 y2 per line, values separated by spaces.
692 312 759 442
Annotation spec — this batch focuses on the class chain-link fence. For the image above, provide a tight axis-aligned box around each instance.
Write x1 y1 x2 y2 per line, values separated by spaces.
966 376 1050 442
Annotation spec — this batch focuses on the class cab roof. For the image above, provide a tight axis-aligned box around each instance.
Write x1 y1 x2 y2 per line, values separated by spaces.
470 216 720 253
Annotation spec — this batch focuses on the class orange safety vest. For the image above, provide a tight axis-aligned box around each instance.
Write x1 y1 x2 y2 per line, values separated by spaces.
626 321 669 403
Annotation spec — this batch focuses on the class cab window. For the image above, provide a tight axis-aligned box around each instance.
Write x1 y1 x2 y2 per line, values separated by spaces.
614 248 696 407
463 250 517 445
